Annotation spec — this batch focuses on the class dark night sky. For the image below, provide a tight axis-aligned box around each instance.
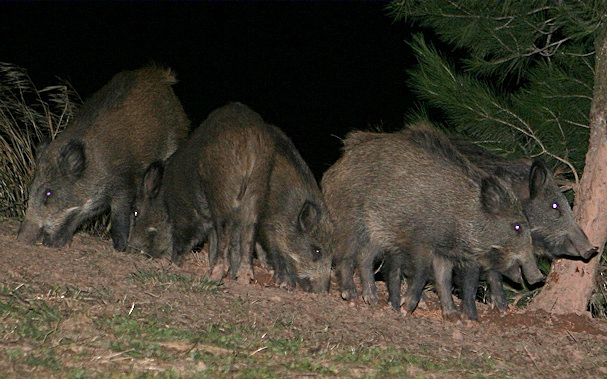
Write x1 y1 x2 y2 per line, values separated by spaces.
0 3 418 177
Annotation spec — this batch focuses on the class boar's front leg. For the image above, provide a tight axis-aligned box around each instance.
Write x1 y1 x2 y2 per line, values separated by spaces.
486 270 508 312
459 265 481 321
358 248 379 306
110 191 134 251
335 256 358 302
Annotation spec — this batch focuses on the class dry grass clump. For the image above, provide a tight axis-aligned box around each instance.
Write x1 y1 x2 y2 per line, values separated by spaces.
0 62 79 219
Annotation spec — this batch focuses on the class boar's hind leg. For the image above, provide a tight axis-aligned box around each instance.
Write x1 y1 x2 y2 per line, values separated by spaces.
385 252 404 311
401 248 431 316
486 270 508 312
459 265 481 321
236 222 256 284
110 193 134 251
358 248 380 306
335 257 358 302
210 224 231 281
432 253 459 321
227 225 242 281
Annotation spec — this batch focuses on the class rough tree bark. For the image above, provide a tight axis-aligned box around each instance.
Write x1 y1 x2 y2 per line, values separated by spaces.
528 22 607 316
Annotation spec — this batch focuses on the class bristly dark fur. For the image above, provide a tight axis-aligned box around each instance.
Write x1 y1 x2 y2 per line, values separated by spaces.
18 65 190 251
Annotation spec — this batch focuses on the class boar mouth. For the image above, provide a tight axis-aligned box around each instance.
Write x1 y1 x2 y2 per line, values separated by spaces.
503 264 523 284
503 258 544 285
297 275 330 294
41 229 73 248
127 244 167 259
298 277 313 292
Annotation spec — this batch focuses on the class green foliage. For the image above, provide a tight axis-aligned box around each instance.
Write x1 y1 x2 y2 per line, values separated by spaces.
388 1 605 80
387 1 604 182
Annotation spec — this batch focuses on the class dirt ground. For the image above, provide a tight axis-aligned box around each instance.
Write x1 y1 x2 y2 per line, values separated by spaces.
1 219 606 378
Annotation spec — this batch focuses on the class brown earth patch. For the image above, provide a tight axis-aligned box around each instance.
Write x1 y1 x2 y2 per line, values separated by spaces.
0 220 606 378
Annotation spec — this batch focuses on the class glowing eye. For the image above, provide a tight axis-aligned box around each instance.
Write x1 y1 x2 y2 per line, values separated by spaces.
552 202 559 210
133 210 139 218
311 246 322 262
44 190 52 198
513 223 522 232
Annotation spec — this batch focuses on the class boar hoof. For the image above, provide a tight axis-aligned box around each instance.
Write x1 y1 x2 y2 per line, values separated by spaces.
112 236 128 252
400 308 412 317
442 311 461 322
171 253 186 267
491 302 509 314
278 280 296 291
209 263 227 282
362 293 379 306
236 267 254 285
340 289 358 302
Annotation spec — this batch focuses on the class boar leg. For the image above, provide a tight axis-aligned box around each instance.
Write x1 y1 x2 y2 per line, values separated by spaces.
432 253 458 321
385 252 404 311
486 270 508 312
335 257 358 302
401 246 431 316
255 242 269 270
459 265 481 321
227 225 242 281
211 224 230 281
110 193 134 251
236 222 256 284
358 249 379 305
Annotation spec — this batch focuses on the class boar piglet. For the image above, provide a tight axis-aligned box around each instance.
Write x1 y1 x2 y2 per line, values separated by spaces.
194 103 275 283
18 65 189 251
256 121 334 294
128 141 214 265
322 123 541 321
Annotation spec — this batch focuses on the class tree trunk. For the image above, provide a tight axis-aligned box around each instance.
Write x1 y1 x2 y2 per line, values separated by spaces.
528 23 607 316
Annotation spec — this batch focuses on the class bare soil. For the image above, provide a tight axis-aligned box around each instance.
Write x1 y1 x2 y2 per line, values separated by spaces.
0 220 606 378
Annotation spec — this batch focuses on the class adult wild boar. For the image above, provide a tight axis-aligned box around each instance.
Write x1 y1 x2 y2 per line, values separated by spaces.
321 124 541 321
17 65 190 251
449 136 597 311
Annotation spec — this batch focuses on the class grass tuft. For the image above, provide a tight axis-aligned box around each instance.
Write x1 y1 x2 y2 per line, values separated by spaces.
131 266 222 294
0 62 79 219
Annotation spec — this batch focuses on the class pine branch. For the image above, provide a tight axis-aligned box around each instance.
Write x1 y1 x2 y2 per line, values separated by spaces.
407 35 583 184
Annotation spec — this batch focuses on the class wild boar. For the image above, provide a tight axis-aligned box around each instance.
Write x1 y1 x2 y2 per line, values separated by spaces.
18 65 189 251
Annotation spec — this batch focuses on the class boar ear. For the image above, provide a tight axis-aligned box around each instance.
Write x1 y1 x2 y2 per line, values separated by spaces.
298 201 320 232
529 158 548 200
480 177 509 214
143 161 164 199
58 140 86 178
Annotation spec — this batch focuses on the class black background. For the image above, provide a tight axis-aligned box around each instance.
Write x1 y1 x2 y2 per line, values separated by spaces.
1 3 419 177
